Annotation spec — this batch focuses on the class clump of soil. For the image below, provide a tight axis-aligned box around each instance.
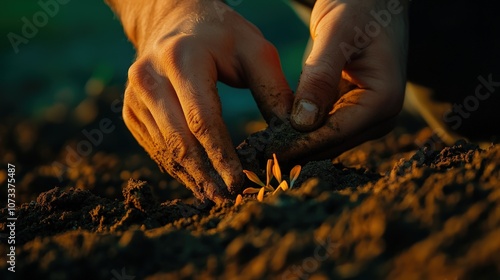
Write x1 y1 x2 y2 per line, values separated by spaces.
237 118 305 173
1 111 500 279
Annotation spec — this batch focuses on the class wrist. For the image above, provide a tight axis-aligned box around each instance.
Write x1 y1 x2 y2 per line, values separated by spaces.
106 0 175 52
106 0 228 53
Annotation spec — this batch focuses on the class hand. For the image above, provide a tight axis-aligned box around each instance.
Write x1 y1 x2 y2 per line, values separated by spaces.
109 0 293 204
282 0 408 162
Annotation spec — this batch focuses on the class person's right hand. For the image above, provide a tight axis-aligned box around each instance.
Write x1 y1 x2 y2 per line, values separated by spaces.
108 0 293 204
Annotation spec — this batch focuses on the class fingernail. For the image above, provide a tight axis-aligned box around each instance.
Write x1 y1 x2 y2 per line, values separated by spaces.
292 99 318 127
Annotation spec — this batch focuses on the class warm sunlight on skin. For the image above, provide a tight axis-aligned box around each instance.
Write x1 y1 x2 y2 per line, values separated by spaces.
107 0 294 204
106 0 408 204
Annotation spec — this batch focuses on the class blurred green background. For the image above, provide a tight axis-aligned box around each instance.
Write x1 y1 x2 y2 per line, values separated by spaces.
1 0 309 142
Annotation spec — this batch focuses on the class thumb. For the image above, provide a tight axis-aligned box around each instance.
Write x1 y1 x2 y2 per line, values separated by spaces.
291 15 350 131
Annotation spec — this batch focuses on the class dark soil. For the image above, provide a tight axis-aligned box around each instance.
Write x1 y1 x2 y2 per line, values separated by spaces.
1 93 500 279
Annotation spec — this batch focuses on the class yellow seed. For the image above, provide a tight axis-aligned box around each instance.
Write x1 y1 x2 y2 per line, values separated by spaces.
278 180 289 191
243 187 261 194
289 165 302 188
273 185 283 195
264 184 275 192
272 153 282 183
243 170 265 187
235 194 243 206
257 187 265 202
290 165 301 181
266 159 274 186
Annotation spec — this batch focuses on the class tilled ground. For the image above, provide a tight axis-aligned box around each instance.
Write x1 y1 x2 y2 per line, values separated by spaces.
1 108 500 279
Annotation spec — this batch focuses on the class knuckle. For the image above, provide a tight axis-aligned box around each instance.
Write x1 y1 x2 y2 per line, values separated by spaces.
121 103 135 127
161 36 195 66
151 133 190 172
122 90 139 127
245 39 281 66
164 132 183 152
256 41 279 59
185 107 210 137
127 60 148 85
127 59 162 92
303 64 338 95
163 132 191 162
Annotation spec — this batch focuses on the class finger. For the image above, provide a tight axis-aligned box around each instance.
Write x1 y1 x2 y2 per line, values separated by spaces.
281 88 383 162
122 87 157 151
126 62 229 204
164 44 244 194
239 41 294 122
280 39 403 159
281 75 403 163
292 5 355 131
283 115 396 165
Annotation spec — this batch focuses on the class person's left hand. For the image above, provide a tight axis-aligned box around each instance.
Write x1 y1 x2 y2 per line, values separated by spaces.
277 0 409 163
